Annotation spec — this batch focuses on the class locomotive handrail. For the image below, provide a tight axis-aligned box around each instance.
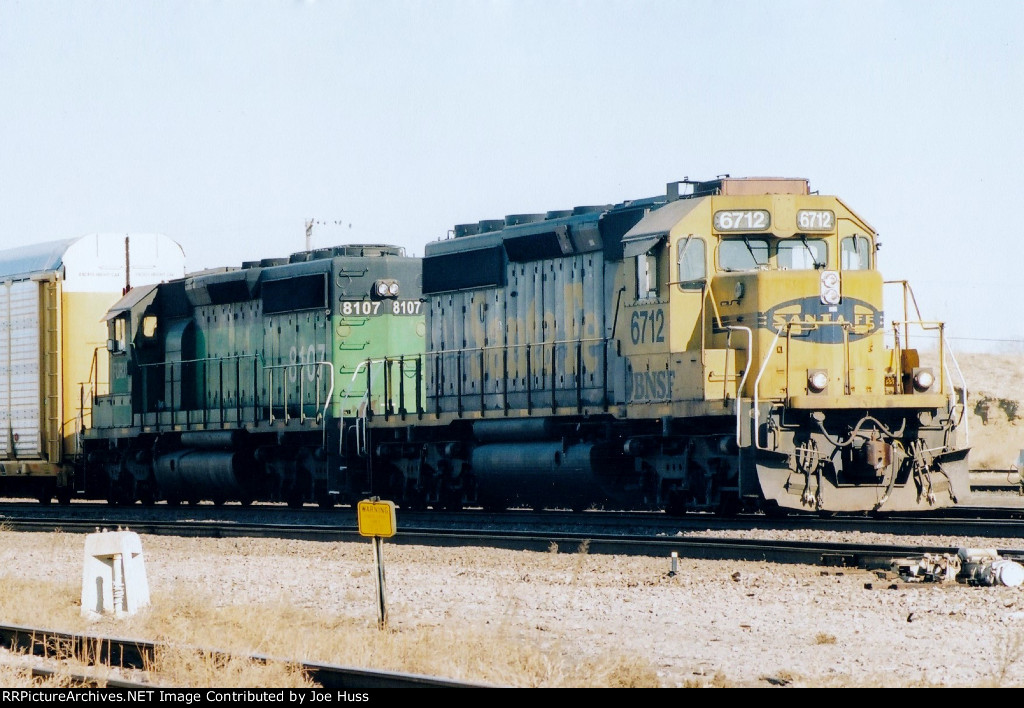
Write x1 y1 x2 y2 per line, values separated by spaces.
356 337 610 421
751 317 964 451
426 337 608 415
426 336 608 355
137 353 261 429
81 346 107 437
338 358 387 456
752 327 785 450
87 346 108 399
945 343 969 446
884 280 963 410
888 318 951 400
884 279 928 347
692 278 750 435
725 326 752 448
264 360 334 429
704 284 749 401
784 320 855 398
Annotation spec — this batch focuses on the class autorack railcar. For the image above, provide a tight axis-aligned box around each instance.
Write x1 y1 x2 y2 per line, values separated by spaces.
0 234 185 503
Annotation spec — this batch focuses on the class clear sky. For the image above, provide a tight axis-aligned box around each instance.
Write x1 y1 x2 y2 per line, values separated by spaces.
1 1 1021 353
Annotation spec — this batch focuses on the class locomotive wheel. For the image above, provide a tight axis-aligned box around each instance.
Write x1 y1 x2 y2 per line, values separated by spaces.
106 484 128 506
317 495 335 510
717 496 742 518
402 486 428 511
56 489 71 506
437 488 463 511
36 494 52 506
165 496 181 507
664 490 689 517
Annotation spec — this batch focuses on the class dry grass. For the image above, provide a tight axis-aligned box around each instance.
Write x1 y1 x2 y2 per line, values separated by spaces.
683 669 731 688
0 662 93 687
0 574 661 688
989 633 1024 687
147 646 315 688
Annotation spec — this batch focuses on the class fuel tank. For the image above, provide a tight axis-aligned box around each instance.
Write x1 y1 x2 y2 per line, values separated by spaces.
153 450 245 500
470 442 616 510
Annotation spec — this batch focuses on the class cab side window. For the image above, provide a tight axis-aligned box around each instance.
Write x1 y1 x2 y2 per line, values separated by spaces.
636 251 659 300
841 236 871 270
676 236 706 287
111 317 128 353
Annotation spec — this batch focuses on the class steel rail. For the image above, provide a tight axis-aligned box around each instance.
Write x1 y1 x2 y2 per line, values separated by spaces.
0 624 494 689
3 516 1024 569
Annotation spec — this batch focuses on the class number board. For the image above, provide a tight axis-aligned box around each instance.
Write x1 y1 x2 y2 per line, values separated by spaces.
357 499 397 538
339 300 423 316
713 210 770 232
797 210 835 232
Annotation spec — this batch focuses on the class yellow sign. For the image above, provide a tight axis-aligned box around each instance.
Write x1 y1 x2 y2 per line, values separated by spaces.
357 499 397 538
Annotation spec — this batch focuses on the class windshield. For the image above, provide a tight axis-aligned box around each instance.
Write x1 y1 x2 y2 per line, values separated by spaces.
719 237 829 272
778 238 827 270
719 238 768 271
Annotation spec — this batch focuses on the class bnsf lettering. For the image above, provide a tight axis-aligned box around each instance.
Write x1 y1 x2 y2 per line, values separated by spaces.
625 370 675 402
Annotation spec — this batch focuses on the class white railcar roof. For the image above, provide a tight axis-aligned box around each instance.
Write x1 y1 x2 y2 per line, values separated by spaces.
0 238 78 280
0 234 186 290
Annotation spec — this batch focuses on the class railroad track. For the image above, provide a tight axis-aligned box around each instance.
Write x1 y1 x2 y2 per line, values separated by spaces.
0 623 494 689
969 469 1022 491
3 512 1024 569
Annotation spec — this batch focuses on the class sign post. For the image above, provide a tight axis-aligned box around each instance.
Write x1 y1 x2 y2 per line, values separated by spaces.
357 498 397 630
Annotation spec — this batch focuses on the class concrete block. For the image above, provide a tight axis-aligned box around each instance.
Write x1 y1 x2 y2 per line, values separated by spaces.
81 528 150 618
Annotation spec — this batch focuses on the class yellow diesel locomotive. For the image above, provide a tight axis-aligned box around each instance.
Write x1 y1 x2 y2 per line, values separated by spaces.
363 176 969 515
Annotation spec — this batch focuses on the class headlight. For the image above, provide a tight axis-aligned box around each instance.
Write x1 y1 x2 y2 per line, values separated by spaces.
808 370 828 393
820 270 841 305
376 281 390 297
913 369 935 392
388 281 400 297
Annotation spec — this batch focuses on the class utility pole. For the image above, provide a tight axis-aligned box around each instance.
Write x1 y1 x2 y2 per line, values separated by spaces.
305 219 347 252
